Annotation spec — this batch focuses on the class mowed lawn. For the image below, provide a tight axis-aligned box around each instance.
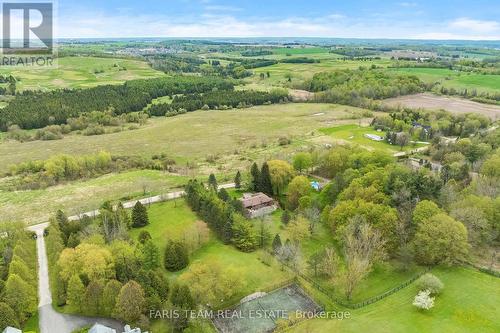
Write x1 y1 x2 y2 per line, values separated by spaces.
291 267 500 333
129 200 291 296
0 170 189 224
0 103 372 169
320 124 427 153
0 56 164 91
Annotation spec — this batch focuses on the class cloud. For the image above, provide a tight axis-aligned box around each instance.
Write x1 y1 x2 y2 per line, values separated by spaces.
204 5 242 12
54 8 500 40
398 2 417 7
449 18 499 33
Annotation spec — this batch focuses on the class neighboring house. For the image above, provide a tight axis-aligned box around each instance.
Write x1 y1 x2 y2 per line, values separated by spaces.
89 324 116 333
240 193 277 218
3 327 22 333
123 325 148 333
88 324 148 333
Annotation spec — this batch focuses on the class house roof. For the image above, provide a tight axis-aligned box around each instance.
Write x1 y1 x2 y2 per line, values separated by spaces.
3 327 22 333
240 193 274 209
89 324 116 333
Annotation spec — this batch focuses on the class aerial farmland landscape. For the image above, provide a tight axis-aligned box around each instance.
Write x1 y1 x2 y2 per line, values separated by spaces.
0 1 499 333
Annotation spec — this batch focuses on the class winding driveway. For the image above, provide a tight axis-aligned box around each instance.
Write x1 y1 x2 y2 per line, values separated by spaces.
29 223 123 333
27 183 236 333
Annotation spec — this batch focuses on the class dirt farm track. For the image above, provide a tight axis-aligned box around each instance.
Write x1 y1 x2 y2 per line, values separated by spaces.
383 93 500 120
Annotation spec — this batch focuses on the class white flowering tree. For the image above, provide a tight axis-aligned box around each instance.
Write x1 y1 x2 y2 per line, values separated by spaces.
413 290 435 310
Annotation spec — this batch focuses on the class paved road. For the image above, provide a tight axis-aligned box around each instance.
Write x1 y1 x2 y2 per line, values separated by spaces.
28 223 123 333
27 183 235 332
68 183 236 221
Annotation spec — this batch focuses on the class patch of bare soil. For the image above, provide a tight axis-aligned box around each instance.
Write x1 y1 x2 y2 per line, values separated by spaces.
290 89 314 102
383 93 500 120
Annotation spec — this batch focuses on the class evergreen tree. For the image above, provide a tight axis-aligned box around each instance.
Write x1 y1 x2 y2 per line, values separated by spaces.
4 274 36 322
260 162 273 196
250 163 261 191
281 210 291 225
147 269 169 300
142 241 160 270
0 302 19 331
272 234 282 253
102 280 122 316
222 221 234 244
132 201 149 228
84 280 104 315
170 284 195 309
208 173 218 191
234 171 242 189
138 230 152 244
115 280 146 323
218 188 230 202
67 275 85 311
232 216 258 252
164 241 189 272
67 233 80 248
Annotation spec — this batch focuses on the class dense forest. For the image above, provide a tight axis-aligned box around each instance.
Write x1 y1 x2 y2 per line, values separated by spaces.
0 76 233 130
310 68 427 106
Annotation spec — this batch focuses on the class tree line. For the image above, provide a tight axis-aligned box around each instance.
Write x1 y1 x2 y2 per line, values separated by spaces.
0 223 37 331
148 89 289 116
0 76 234 131
5 151 177 190
45 204 201 331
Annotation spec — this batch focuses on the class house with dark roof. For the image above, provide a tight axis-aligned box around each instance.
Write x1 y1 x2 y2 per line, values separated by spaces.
240 193 277 218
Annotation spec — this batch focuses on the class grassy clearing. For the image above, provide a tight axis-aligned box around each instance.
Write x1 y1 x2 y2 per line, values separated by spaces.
129 200 292 297
248 59 392 88
320 124 426 153
0 170 189 224
129 199 199 255
0 103 373 170
291 267 500 333
389 67 500 93
0 56 164 91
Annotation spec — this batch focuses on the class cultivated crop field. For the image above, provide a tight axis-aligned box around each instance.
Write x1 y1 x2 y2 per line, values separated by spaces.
383 93 500 120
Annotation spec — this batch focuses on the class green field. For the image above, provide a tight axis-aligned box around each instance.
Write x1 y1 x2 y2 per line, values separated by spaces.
129 200 291 299
320 124 427 153
248 59 392 87
389 68 500 93
0 103 375 170
291 267 500 333
272 47 331 55
0 170 190 224
0 56 164 91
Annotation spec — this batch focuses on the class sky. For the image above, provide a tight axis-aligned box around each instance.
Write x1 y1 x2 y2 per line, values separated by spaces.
11 0 500 40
